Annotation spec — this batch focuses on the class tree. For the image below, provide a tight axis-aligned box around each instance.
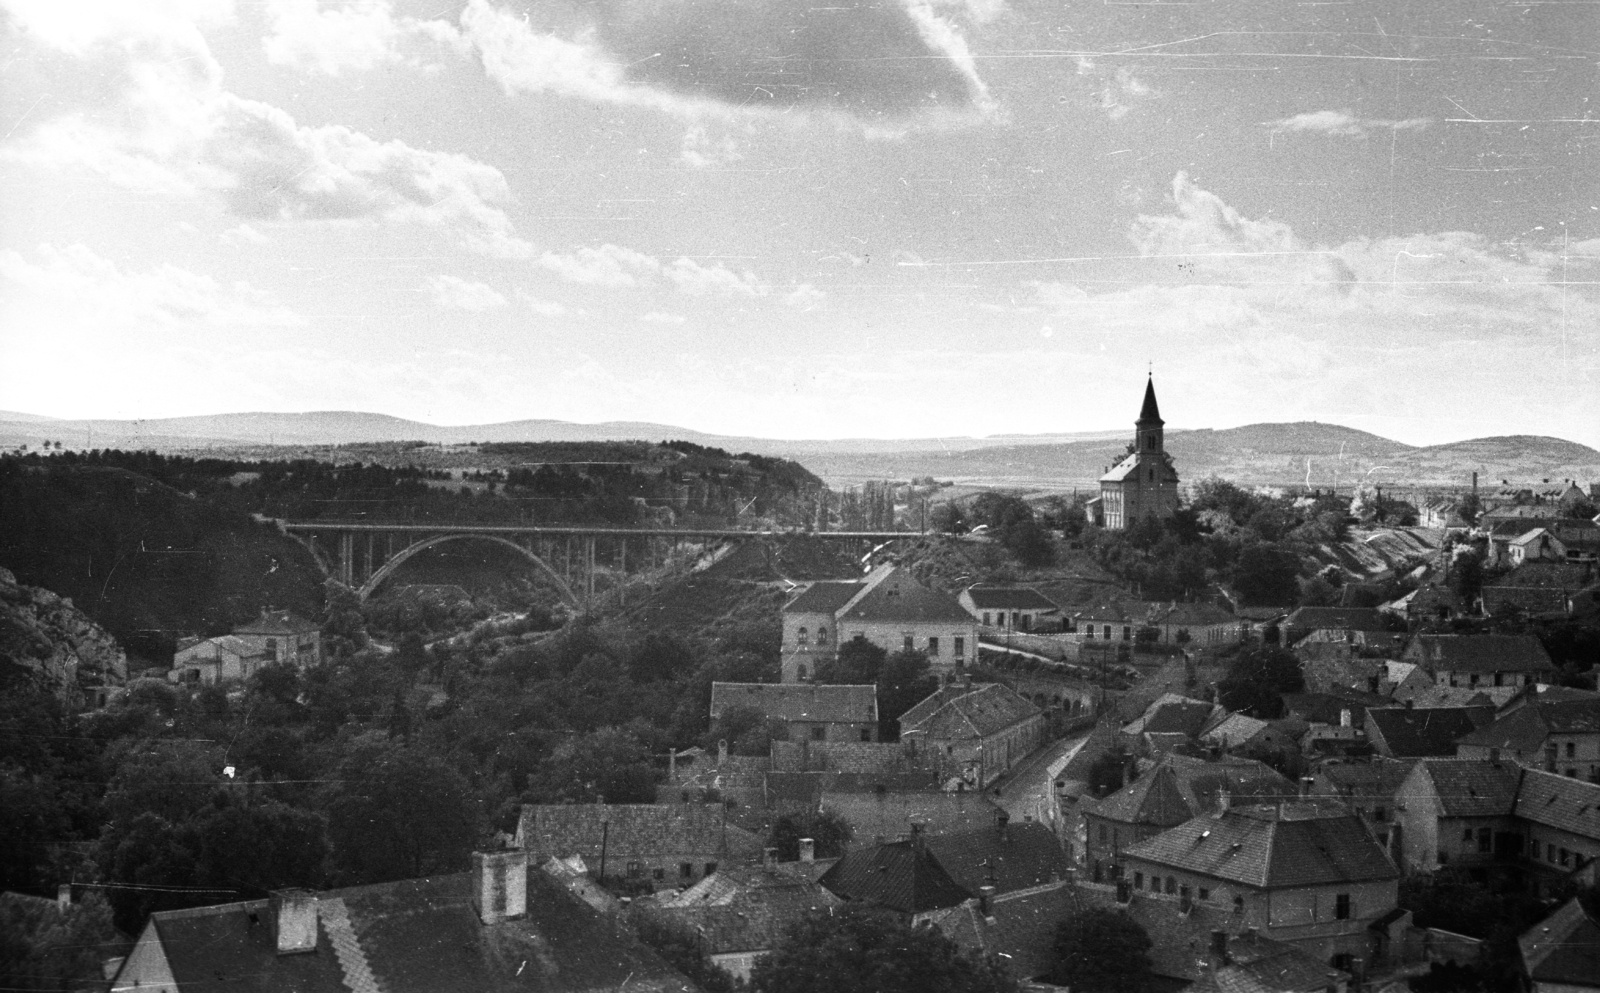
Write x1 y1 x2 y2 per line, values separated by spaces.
704 705 787 756
530 725 659 804
1049 907 1155 993
1087 749 1129 796
876 649 938 740
815 637 888 685
750 904 1019 993
931 501 966 535
1230 543 1302 607
767 809 852 861
0 890 122 993
1217 645 1304 718
1001 518 1055 568
323 732 480 884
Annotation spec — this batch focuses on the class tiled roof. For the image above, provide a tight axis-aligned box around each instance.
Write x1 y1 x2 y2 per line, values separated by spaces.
710 682 877 724
233 610 319 636
1140 377 1163 422
1406 686 1501 709
817 838 973 914
784 581 867 615
645 865 842 955
1414 760 1521 817
920 882 1073 980
1513 769 1600 841
1141 703 1220 737
838 567 972 624
1202 714 1270 750
1122 807 1399 889
130 871 691 993
1223 929 1352 993
1317 758 1416 801
1283 607 1388 632
1519 898 1600 988
517 803 762 861
1366 707 1492 757
819 790 1005 841
901 683 1040 740
962 586 1059 610
1459 700 1600 754
925 821 1071 894
1162 755 1297 812
1100 455 1141 483
1281 691 1390 727
1091 763 1195 829
1121 695 1220 737
1408 634 1556 674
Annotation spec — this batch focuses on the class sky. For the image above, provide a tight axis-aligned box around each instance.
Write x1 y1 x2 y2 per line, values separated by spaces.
0 0 1596 446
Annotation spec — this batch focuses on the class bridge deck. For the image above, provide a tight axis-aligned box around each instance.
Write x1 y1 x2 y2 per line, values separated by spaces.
280 521 918 540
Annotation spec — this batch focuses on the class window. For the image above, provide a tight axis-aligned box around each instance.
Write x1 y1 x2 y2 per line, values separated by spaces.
1011 611 1021 628
1569 769 1578 779
1462 828 1474 843
1179 885 1190 901
1085 626 1095 640
811 726 826 741
1374 807 1388 822
1335 894 1351 920
1561 848 1571 866
705 862 717 876
653 867 665 881
680 863 693 879
1134 872 1144 890
1568 742 1577 758
1199 888 1210 902
627 861 641 878
1098 825 1108 843
903 635 914 652
983 613 991 626
1548 844 1558 864
265 638 277 654
954 637 964 658
927 637 939 656
818 627 828 643
1165 877 1176 895
1122 626 1132 642
797 627 809 645
797 664 807 680
860 728 872 742
1478 828 1492 854
1234 896 1245 914
1104 625 1113 640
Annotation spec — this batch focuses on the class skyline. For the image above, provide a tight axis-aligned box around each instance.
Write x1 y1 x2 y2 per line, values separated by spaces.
1 0 1596 447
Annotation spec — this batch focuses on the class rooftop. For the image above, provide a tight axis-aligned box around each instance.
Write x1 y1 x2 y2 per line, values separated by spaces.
1283 606 1389 632
710 682 878 724
1414 759 1522 818
961 586 1060 611
1366 707 1493 757
516 803 762 861
900 683 1041 740
837 565 972 625
816 836 972 914
1519 898 1600 988
1458 699 1600 754
1513 769 1600 840
233 609 320 636
1408 634 1556 674
1122 807 1398 889
784 581 867 616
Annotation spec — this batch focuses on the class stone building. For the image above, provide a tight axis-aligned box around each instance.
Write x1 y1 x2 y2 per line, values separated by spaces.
515 802 764 890
710 682 880 743
1097 376 1180 531
898 681 1046 789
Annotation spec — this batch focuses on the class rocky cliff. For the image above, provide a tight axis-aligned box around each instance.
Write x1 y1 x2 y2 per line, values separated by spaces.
0 567 127 706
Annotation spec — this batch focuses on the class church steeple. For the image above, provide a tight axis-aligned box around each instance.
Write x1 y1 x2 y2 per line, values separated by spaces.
1135 376 1164 454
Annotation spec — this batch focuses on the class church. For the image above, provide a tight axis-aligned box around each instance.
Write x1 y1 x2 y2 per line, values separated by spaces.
1093 376 1180 530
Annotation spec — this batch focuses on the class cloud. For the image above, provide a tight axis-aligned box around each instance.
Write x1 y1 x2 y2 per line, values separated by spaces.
639 311 685 326
537 243 771 298
1076 58 1161 120
514 288 571 317
784 284 826 310
262 0 468 76
0 0 232 58
1265 110 1432 137
220 223 268 246
459 0 999 127
3 0 532 257
679 125 742 169
428 274 506 311
0 241 302 329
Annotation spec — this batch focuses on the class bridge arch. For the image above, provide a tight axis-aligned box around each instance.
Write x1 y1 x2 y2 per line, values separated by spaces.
359 534 581 608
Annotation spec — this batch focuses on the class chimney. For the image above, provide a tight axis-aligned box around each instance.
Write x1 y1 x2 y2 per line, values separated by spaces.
908 820 926 853
1339 708 1352 729
1216 789 1230 816
1472 471 1478 494
471 849 529 925
1209 930 1230 967
668 748 677 781
717 738 728 767
270 889 318 955
996 810 1010 841
1300 776 1314 799
978 885 996 917
799 838 815 863
56 884 70 913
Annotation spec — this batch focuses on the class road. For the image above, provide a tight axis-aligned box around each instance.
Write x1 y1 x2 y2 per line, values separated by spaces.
988 730 1094 827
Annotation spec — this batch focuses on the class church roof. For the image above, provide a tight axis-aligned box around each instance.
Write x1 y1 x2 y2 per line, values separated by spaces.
1139 376 1163 423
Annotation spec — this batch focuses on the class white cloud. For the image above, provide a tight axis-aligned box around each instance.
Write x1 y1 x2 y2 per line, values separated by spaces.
514 288 570 317
679 125 743 169
428 274 506 311
1077 59 1161 121
220 223 268 246
0 241 302 329
664 258 767 298
0 0 232 59
784 284 827 310
639 311 686 326
3 2 531 257
1265 110 1433 137
262 0 468 76
537 244 770 298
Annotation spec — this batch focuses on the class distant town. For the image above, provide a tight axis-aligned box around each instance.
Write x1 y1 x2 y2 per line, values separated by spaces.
2 377 1599 993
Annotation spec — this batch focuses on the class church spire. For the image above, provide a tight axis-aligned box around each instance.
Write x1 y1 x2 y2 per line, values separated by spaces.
1138 375 1163 425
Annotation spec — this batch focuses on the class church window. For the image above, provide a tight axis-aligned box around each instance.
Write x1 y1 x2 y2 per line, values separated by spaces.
797 627 809 645
818 627 828 642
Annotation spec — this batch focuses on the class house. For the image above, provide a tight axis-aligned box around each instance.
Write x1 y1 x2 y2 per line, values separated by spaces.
710 682 879 743
958 585 1061 632
1419 499 1471 529
1117 804 1400 976
1282 607 1401 652
1310 758 1416 849
1481 562 1598 618
1184 930 1356 993
918 881 1075 983
1297 646 1389 697
1391 759 1522 873
1519 898 1600 993
110 851 693 993
169 635 269 686
817 786 1006 842
922 817 1072 895
1126 600 1246 647
1364 706 1492 759
1455 698 1600 780
898 681 1046 789
635 862 843 982
780 564 979 682
1513 770 1600 892
515 802 764 889
1098 376 1181 531
1120 694 1227 745
1508 528 1568 567
1082 754 1296 883
231 610 321 667
1402 634 1557 693
1391 584 1465 623
816 825 973 916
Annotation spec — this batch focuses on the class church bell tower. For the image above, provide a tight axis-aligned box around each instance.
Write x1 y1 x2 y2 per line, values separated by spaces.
1135 375 1164 455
